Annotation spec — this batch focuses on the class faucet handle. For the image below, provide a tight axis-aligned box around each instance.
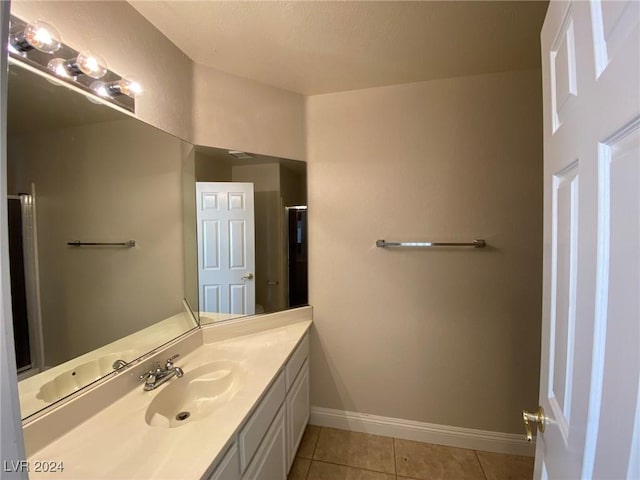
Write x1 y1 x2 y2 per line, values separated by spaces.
138 362 162 381
165 354 180 368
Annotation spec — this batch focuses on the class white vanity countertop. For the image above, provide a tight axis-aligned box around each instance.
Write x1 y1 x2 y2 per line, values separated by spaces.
26 319 312 479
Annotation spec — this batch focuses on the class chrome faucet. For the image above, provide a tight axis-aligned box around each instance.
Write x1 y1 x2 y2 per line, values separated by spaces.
112 359 127 370
138 354 184 391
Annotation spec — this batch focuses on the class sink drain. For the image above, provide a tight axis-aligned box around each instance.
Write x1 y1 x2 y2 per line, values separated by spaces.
175 411 190 421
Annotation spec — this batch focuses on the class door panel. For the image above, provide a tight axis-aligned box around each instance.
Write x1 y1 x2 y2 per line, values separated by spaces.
203 220 220 269
587 121 639 479
549 6 578 133
549 163 579 437
203 285 221 313
229 219 247 269
538 1 639 478
591 0 640 77
230 284 246 315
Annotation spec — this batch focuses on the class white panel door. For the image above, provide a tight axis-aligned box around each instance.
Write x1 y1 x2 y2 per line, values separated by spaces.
537 1 639 478
196 182 255 316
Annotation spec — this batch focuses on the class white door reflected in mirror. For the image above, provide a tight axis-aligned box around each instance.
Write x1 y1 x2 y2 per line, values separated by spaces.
196 182 256 318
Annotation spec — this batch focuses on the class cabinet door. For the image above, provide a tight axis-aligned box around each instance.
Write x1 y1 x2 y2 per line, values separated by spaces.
243 406 287 480
286 359 310 470
207 443 241 480
239 371 286 472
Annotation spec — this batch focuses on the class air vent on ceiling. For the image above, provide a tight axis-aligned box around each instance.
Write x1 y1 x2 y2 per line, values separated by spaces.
228 150 253 159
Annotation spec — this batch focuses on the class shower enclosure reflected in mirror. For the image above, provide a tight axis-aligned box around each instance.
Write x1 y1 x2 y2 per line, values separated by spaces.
7 60 199 420
193 146 308 324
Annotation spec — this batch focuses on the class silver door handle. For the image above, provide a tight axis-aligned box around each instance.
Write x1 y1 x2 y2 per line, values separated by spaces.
241 273 254 280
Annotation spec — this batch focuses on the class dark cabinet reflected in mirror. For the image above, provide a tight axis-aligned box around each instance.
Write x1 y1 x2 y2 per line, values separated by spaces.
7 61 199 420
287 206 308 307
193 146 308 324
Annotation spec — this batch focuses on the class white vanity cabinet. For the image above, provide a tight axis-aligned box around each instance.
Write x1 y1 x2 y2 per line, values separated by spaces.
207 444 241 480
205 333 309 480
242 405 288 480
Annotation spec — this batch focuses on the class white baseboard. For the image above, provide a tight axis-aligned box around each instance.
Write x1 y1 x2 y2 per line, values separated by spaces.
309 406 535 457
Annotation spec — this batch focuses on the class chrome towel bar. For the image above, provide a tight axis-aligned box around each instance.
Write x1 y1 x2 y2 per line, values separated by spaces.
376 239 486 248
67 240 136 247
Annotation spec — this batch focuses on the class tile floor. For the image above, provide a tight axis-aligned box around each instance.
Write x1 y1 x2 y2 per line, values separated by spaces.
288 425 534 480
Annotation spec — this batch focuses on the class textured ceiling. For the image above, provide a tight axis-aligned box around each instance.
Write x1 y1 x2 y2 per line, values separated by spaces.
129 1 548 95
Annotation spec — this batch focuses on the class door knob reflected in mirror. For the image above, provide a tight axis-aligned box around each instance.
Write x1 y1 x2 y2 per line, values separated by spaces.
241 273 254 280
522 406 546 442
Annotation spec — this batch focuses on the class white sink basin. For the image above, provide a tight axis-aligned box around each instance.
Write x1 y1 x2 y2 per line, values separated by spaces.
145 360 246 428
37 350 141 403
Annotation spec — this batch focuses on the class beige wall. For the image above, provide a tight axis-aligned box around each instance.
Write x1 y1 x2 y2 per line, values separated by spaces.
8 119 186 366
232 164 284 313
195 151 233 182
232 163 280 192
193 64 306 160
182 145 198 314
280 164 306 208
306 69 543 434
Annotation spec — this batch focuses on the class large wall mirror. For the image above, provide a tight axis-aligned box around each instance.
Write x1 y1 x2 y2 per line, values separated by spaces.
7 60 199 420
193 147 308 324
6 22 308 422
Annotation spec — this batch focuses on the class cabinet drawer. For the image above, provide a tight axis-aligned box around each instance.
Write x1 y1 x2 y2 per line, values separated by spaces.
239 370 286 472
206 443 240 480
285 334 309 391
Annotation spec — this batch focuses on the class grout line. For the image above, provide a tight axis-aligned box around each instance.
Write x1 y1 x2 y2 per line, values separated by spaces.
393 437 398 475
311 426 320 459
305 426 320 480
306 460 314 480
311 426 397 476
309 459 397 477
303 425 321 480
474 450 489 480
311 427 322 458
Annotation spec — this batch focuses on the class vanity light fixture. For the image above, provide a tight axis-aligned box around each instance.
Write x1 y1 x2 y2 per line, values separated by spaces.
8 14 137 113
9 20 61 54
47 50 108 79
90 77 143 99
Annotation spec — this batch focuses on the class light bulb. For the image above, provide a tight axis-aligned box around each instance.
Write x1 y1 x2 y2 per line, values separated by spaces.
90 77 143 99
89 80 110 98
48 51 108 80
24 20 61 53
47 58 75 79
118 78 143 98
76 51 107 79
10 20 61 54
